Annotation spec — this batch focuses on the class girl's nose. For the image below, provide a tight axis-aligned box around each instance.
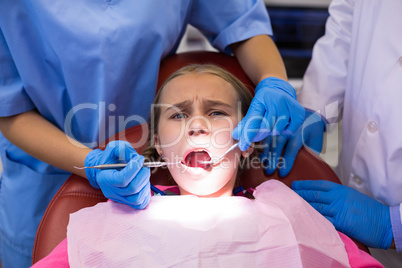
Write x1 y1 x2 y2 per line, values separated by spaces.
188 116 210 136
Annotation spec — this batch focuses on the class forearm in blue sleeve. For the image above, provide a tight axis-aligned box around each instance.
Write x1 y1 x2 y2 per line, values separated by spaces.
0 29 35 116
190 0 272 54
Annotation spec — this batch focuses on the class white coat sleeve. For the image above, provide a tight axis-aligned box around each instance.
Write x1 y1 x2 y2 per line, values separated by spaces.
298 0 354 124
390 205 402 253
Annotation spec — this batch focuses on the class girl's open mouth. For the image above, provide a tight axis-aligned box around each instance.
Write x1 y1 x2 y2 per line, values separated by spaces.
183 150 212 170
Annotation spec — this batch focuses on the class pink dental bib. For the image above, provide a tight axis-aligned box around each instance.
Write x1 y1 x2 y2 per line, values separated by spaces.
67 180 350 267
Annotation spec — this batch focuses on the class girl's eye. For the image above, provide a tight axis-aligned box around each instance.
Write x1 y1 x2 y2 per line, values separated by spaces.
171 113 188 119
210 111 227 116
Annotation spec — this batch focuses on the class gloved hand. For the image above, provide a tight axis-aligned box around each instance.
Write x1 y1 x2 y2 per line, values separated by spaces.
260 110 325 177
232 77 305 151
292 180 394 249
85 140 151 209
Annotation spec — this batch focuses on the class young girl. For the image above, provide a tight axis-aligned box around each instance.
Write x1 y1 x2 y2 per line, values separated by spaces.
33 65 382 267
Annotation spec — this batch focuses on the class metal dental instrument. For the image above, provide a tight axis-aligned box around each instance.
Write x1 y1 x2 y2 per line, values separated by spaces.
74 161 182 170
199 142 239 165
76 142 240 170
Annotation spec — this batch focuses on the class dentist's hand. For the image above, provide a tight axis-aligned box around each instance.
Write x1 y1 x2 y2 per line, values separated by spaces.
85 140 151 209
261 110 325 176
232 77 305 151
292 180 394 249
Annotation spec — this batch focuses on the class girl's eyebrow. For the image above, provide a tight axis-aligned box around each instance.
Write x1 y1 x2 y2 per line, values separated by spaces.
164 99 234 113
203 99 233 109
165 100 192 113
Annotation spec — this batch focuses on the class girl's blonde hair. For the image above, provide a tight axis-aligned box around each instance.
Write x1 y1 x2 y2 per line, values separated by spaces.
143 64 253 164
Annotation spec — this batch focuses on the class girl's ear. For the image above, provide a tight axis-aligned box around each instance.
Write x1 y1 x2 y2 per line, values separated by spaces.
154 134 162 156
241 143 254 158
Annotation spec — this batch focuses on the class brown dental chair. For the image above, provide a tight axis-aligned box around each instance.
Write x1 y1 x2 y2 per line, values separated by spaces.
32 51 369 264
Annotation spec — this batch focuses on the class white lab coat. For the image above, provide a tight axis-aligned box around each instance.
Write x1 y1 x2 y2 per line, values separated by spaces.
299 0 402 266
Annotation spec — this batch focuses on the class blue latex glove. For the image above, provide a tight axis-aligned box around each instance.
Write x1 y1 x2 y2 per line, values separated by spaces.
292 180 394 249
232 77 305 151
261 110 325 177
85 140 151 209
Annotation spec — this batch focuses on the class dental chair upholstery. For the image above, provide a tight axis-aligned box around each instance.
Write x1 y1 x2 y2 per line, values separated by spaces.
32 51 368 264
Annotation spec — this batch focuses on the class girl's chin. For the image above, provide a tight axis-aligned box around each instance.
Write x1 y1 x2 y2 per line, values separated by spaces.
179 182 232 197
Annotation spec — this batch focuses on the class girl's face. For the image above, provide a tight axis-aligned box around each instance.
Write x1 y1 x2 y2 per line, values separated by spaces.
154 73 251 197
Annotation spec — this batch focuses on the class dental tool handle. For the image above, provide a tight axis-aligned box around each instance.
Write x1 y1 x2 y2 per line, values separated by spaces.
78 163 128 170
75 161 181 170
144 161 181 168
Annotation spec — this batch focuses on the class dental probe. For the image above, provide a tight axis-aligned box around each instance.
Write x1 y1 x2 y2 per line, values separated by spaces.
74 161 182 170
76 142 239 170
199 142 239 165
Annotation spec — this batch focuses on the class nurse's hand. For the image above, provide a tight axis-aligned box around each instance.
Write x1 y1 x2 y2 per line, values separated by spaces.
292 180 394 249
261 110 325 176
85 141 151 209
232 77 305 151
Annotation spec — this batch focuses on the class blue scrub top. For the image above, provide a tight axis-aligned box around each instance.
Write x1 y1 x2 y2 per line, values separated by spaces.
0 0 272 266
